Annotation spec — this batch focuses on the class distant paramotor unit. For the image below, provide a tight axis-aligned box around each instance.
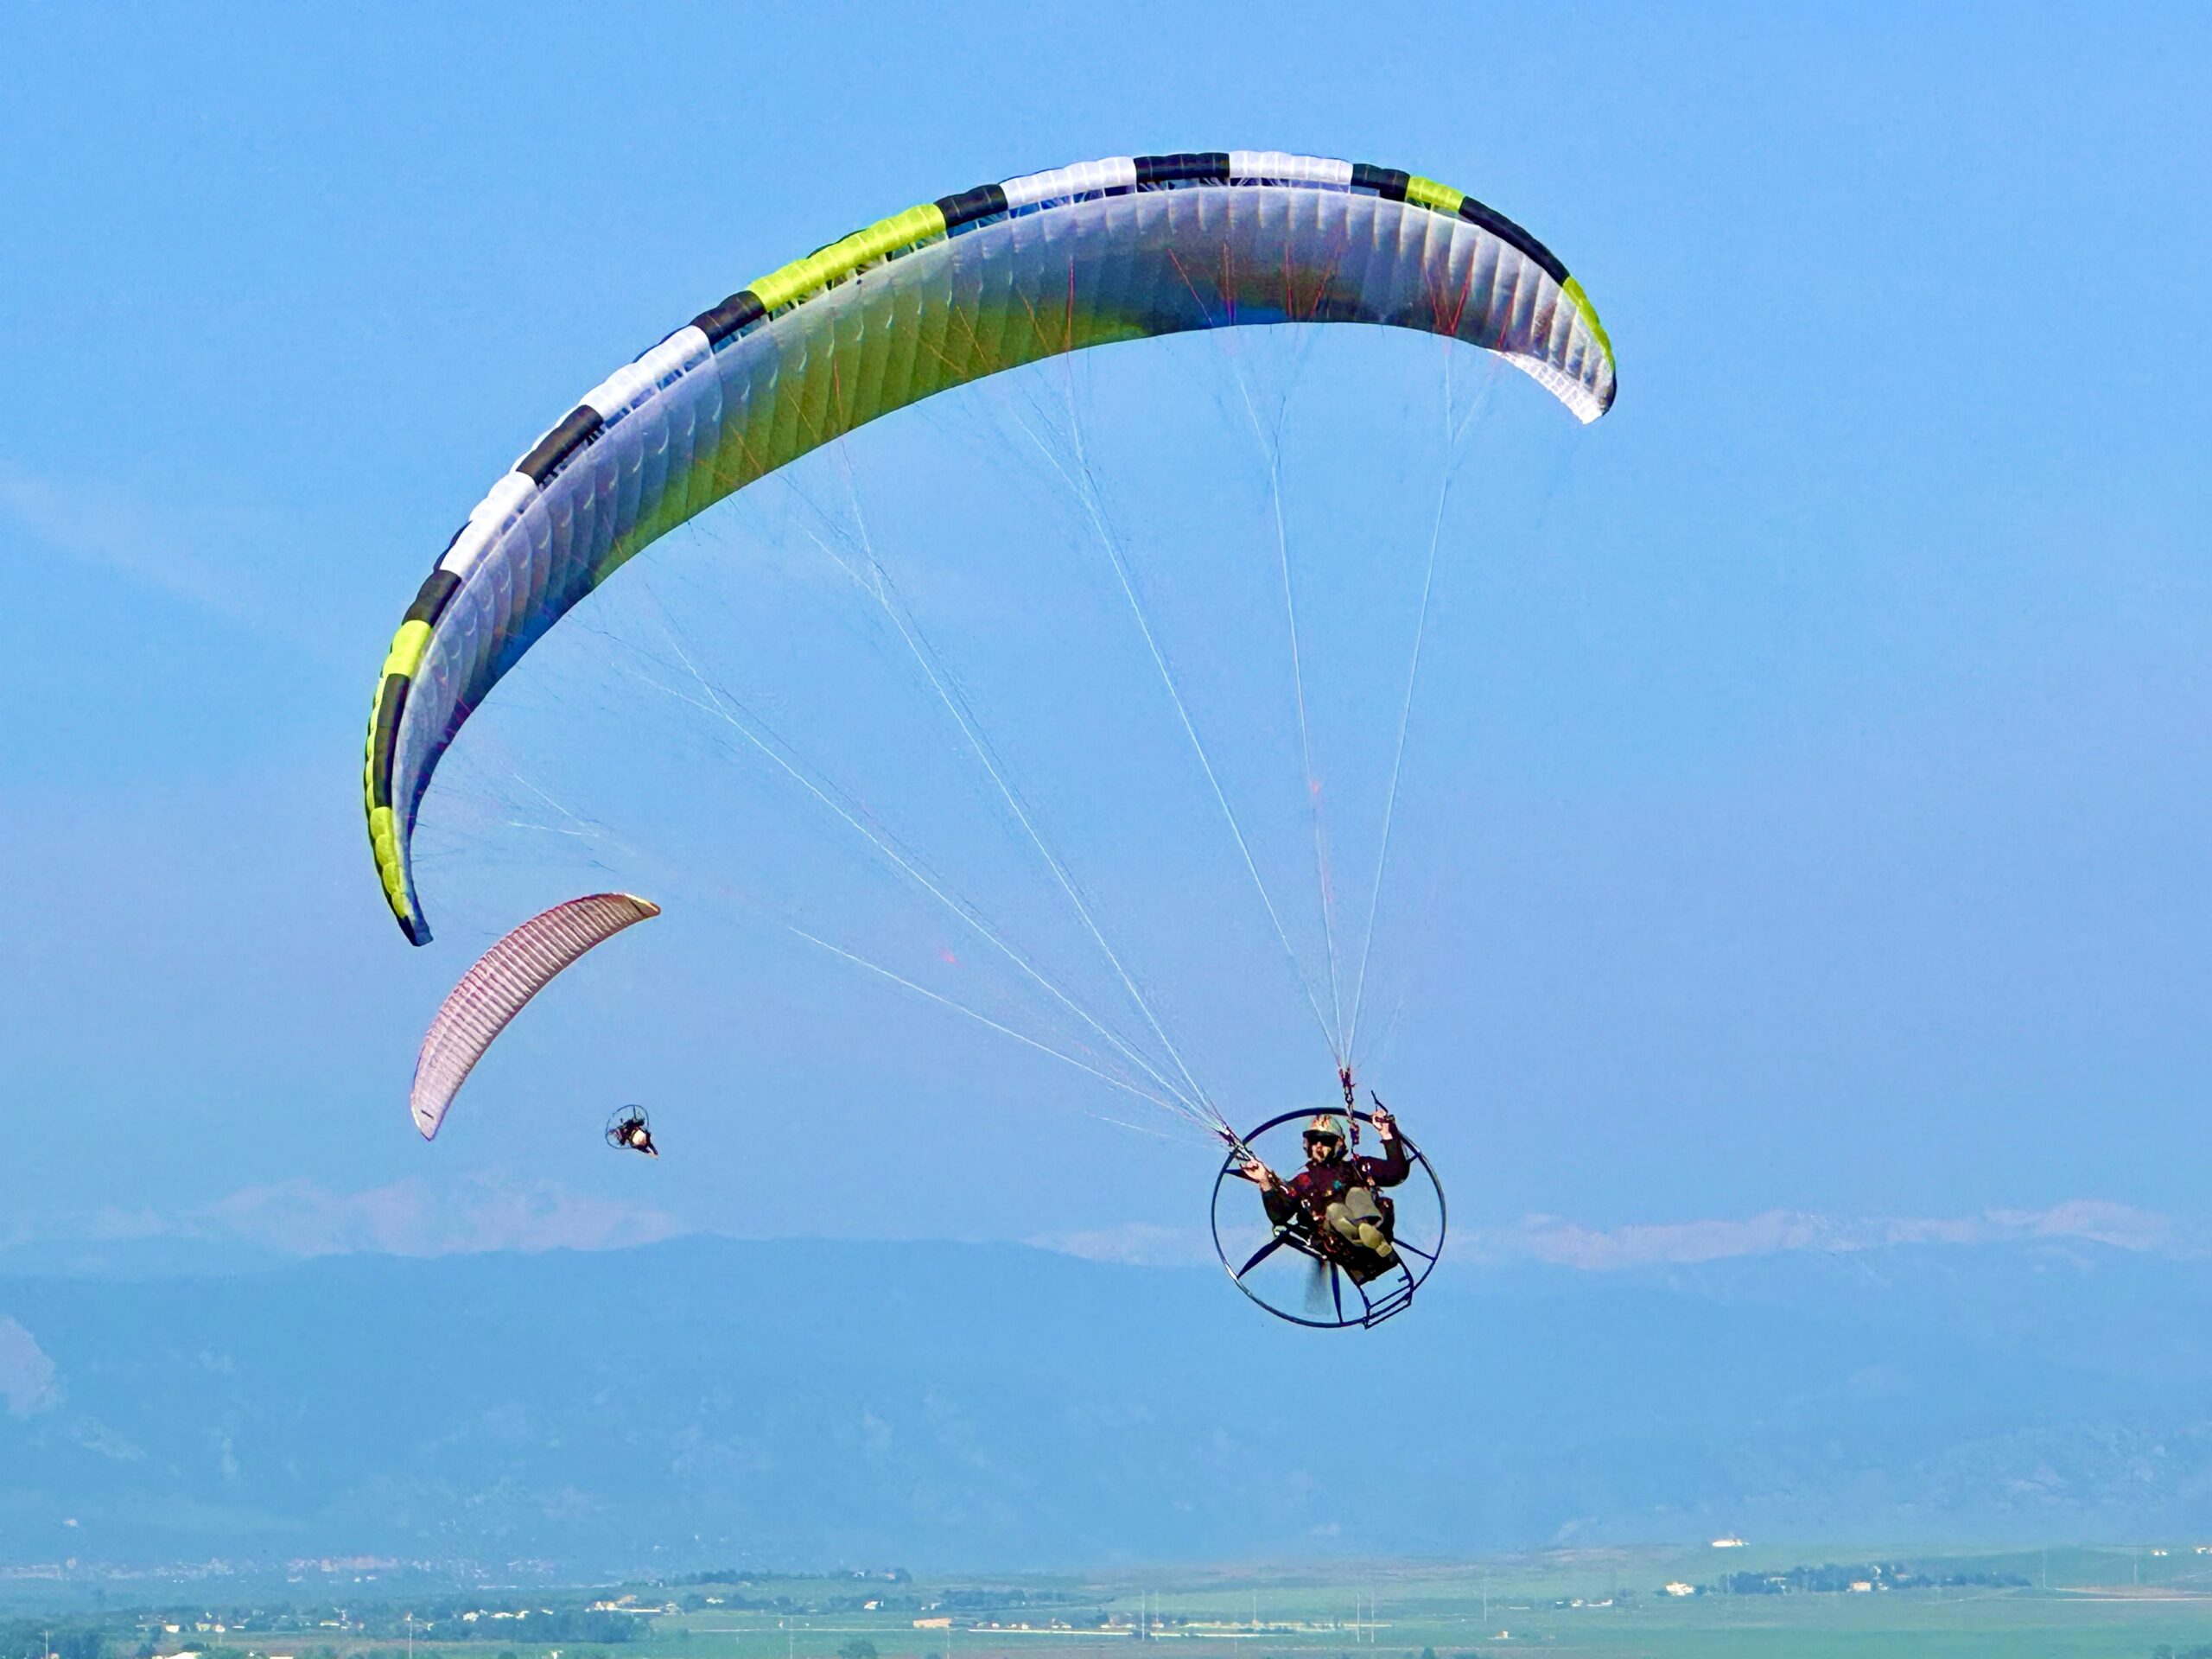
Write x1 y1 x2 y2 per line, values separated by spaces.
606 1105 658 1158
409 893 661 1141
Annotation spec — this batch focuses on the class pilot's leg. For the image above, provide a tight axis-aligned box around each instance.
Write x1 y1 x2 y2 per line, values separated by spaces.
1328 1190 1394 1259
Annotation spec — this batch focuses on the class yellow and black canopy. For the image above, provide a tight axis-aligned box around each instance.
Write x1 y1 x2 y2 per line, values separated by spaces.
365 149 1616 944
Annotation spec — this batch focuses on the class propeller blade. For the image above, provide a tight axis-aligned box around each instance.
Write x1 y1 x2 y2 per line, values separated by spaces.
1236 1235 1293 1281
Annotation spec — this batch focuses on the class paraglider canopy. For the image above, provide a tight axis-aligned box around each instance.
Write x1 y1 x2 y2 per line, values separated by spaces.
364 147 1616 946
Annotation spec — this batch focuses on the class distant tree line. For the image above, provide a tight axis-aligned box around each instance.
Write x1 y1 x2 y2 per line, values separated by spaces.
1711 1562 2028 1596
670 1571 911 1587
320 1603 645 1643
105 1595 651 1646
430 1611 644 1644
0 1623 102 1659
677 1595 914 1616
671 1586 1083 1618
935 1589 1082 1611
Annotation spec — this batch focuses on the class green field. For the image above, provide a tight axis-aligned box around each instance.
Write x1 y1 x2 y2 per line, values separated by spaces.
624 1548 2212 1659
20 1546 2212 1659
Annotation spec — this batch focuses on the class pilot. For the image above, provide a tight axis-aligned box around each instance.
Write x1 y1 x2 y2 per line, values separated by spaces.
1238 1101 1408 1272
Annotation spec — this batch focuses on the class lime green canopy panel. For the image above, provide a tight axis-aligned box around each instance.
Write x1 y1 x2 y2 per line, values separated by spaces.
365 150 1617 944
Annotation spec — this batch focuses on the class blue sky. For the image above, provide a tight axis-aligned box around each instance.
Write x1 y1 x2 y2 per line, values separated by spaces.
3 2 2209 1270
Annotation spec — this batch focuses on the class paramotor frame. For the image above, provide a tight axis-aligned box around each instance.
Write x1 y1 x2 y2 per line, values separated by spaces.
1209 1107 1445 1329
606 1103 654 1152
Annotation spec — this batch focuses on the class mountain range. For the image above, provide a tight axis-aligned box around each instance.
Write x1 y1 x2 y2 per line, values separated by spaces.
5 1231 2212 1573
